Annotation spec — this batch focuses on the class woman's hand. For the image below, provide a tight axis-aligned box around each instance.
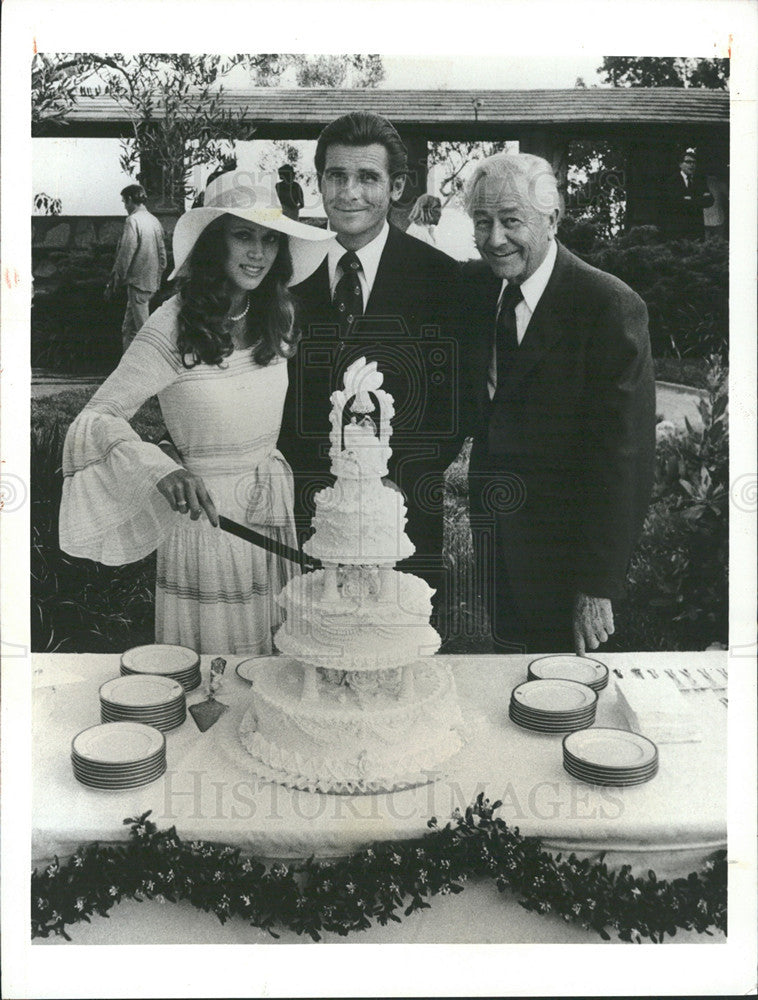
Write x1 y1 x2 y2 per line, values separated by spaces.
157 468 219 527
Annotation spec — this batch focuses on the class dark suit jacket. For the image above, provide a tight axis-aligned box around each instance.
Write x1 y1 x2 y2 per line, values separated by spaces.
279 224 465 574
463 241 655 624
661 171 713 239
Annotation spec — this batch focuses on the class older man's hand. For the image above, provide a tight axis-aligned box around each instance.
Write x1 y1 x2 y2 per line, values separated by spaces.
572 593 614 655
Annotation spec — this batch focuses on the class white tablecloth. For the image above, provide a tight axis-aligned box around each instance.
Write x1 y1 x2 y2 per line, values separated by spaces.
33 651 726 866
31 651 728 946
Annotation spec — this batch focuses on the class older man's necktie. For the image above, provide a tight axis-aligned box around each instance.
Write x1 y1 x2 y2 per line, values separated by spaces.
495 282 523 385
333 250 364 336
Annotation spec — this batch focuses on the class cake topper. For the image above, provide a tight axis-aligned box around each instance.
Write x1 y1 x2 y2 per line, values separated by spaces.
328 357 394 472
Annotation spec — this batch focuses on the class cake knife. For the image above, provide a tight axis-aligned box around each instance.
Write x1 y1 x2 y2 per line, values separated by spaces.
218 515 321 570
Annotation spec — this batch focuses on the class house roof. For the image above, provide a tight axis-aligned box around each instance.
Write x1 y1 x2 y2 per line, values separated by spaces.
45 87 729 129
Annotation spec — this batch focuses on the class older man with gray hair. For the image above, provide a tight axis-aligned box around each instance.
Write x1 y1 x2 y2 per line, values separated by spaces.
461 152 655 654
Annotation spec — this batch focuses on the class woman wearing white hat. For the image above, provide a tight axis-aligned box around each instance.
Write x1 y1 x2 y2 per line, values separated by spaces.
60 170 333 654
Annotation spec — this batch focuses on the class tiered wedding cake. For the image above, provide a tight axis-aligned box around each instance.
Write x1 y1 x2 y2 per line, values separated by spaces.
239 358 466 793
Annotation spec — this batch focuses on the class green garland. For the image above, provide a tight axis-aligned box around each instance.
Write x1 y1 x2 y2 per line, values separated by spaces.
32 794 726 943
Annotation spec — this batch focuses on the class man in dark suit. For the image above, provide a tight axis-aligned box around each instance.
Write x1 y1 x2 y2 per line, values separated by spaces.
660 148 713 240
279 112 464 633
462 152 655 654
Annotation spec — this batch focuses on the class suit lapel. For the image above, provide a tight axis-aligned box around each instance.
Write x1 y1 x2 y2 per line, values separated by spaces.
470 264 501 415
364 224 403 314
303 258 334 316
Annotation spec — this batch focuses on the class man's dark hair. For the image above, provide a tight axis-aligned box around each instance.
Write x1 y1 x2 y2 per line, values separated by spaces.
120 184 148 204
314 112 408 182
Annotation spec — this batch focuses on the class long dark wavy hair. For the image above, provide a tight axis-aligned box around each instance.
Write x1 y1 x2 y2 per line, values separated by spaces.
176 214 297 368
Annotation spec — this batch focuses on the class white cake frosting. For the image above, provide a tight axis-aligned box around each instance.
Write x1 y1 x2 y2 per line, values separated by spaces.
239 658 465 793
303 477 414 566
274 568 441 671
239 357 466 794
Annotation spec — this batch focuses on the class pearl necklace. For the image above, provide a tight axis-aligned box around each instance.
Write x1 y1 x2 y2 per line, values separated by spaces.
229 297 250 322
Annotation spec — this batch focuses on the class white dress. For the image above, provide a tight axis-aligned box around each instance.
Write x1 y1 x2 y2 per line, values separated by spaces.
59 296 298 655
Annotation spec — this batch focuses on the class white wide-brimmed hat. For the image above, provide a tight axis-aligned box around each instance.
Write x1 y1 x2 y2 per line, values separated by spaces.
169 169 334 284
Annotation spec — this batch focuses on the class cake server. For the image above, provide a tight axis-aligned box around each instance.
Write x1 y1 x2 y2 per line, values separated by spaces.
189 657 229 732
218 515 320 569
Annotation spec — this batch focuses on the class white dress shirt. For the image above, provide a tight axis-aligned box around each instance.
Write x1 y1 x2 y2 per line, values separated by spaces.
327 221 390 305
488 237 558 399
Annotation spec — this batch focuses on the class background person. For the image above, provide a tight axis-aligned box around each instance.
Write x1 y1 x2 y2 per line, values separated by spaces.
660 148 713 240
405 193 443 247
275 164 305 221
61 170 332 655
462 152 655 655
104 183 167 352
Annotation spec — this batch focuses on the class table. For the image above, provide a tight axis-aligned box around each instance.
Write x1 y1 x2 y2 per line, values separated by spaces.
32 651 728 945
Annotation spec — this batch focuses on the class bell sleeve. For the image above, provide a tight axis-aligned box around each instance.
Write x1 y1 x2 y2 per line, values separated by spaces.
59 317 186 565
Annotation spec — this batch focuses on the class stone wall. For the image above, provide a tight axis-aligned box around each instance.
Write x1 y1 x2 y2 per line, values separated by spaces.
32 214 178 250
32 214 178 294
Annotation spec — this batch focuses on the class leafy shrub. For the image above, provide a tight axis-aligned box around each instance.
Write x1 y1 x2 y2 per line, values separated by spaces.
614 356 728 649
32 246 126 373
32 242 175 374
31 391 163 652
558 224 728 360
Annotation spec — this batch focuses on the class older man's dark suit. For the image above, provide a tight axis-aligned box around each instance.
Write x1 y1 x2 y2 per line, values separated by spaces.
463 241 655 651
280 224 465 621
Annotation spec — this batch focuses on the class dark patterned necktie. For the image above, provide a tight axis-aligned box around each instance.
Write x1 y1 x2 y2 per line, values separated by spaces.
333 250 364 336
495 282 523 385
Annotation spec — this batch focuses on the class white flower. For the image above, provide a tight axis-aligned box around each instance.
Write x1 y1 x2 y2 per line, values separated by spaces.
75 898 85 911
108 886 118 897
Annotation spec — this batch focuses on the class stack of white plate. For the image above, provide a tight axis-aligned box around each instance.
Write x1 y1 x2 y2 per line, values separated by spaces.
100 675 186 733
71 722 166 790
121 644 201 691
563 727 659 786
528 654 609 693
509 679 597 733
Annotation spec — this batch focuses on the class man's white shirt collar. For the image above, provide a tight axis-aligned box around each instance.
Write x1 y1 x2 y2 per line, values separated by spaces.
327 220 390 300
498 237 557 319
